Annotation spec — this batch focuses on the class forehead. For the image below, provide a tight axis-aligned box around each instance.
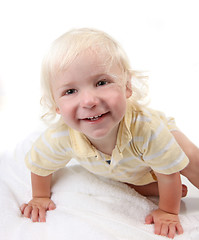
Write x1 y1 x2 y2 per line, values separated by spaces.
58 49 123 81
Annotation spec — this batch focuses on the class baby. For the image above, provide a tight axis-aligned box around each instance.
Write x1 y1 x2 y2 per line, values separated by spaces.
20 28 199 238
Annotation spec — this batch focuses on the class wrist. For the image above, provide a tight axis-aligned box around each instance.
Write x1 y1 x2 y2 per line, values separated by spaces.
32 195 51 198
158 195 181 215
32 192 51 198
158 206 179 215
31 172 52 199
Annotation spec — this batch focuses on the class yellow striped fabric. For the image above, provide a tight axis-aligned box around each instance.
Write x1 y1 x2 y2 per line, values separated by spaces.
25 102 189 185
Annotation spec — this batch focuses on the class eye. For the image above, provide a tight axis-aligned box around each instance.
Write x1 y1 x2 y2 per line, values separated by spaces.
65 89 77 95
96 80 108 87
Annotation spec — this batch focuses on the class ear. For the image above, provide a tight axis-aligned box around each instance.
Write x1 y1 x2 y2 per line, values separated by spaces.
56 107 61 114
125 80 132 99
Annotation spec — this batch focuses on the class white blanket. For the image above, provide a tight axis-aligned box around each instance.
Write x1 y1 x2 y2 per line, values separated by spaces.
0 133 199 240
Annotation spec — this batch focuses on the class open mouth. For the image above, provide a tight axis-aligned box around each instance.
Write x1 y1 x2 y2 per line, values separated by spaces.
86 114 103 121
82 112 108 122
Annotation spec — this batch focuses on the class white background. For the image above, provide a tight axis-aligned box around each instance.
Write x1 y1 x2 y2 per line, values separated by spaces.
0 0 199 152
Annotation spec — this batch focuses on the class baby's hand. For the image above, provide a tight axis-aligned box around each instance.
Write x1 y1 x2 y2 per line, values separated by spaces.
145 208 183 239
20 198 56 222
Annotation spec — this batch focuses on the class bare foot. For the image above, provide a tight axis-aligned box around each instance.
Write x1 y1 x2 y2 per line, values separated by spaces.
126 182 188 197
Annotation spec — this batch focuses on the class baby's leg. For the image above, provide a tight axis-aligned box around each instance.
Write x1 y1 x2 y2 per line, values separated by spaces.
172 131 199 189
126 182 187 197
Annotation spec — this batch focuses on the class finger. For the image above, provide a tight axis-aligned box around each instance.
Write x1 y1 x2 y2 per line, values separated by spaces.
168 224 176 239
176 222 184 235
160 223 169 237
145 214 154 224
48 201 56 211
154 222 161 235
23 205 33 219
20 204 28 214
39 208 46 222
32 207 39 222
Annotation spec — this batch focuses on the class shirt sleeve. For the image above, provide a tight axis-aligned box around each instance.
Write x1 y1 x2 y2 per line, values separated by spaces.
138 113 189 175
25 126 73 176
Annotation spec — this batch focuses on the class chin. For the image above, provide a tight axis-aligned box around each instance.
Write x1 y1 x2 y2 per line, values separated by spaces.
86 128 114 140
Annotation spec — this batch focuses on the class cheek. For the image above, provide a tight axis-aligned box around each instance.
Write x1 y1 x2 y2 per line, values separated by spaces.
108 91 127 115
57 101 73 117
117 100 127 116
58 105 78 127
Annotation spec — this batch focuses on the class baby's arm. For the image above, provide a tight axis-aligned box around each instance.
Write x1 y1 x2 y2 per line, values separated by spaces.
145 172 183 238
20 172 56 222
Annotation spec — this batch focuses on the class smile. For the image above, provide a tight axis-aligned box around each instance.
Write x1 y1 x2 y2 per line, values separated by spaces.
86 114 102 120
81 112 109 122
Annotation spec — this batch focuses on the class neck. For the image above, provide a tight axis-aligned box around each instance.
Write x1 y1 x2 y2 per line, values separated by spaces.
92 139 116 156
87 125 119 156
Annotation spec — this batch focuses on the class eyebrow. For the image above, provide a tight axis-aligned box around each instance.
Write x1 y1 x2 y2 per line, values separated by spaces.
56 83 72 91
56 72 119 90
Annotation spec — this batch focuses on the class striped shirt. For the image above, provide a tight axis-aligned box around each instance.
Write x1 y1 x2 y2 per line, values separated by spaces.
25 102 189 185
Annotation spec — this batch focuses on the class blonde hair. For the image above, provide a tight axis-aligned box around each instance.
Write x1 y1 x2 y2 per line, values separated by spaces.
40 28 149 123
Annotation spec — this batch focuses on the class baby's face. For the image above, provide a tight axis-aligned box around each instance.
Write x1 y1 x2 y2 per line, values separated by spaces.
51 50 132 144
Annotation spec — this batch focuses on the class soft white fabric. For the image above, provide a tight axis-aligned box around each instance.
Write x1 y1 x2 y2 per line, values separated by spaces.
0 133 199 240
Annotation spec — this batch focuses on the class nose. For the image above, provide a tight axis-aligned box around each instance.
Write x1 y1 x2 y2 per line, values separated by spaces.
79 90 99 108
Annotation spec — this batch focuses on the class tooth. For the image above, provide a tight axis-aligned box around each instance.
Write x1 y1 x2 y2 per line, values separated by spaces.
87 114 102 120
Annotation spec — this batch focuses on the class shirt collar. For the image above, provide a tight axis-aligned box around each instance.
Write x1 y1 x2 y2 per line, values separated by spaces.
69 128 97 157
116 100 133 153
